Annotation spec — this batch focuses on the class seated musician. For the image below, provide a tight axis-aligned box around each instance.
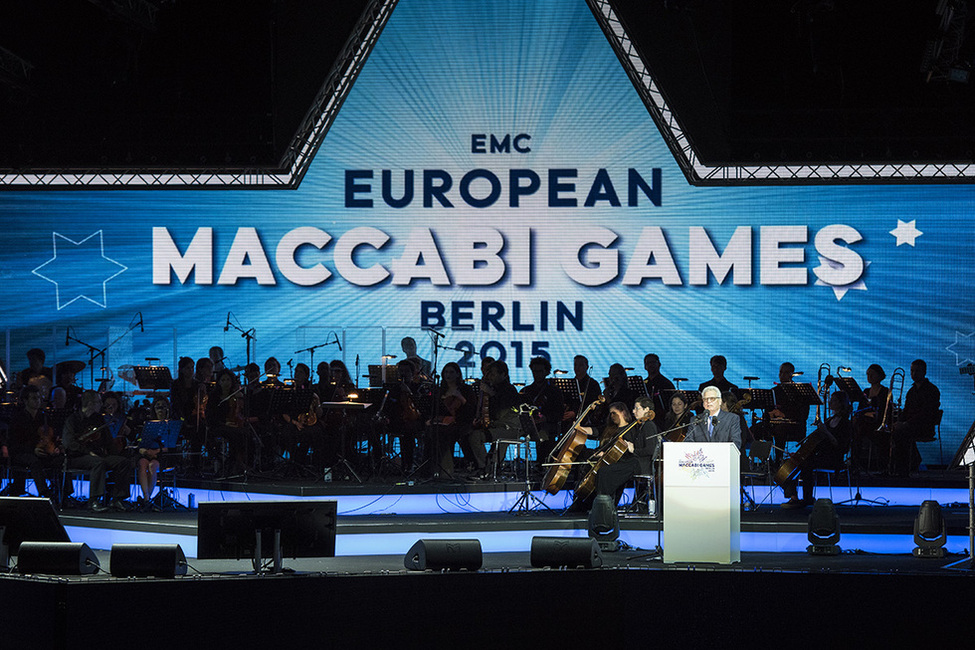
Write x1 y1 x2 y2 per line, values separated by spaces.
400 336 432 380
380 359 428 473
263 357 284 387
766 362 809 463
1 385 61 499
644 353 676 417
205 369 247 477
662 393 691 433
51 361 84 412
63 390 132 512
890 359 940 477
520 356 565 465
427 361 475 477
722 390 752 449
852 363 888 471
565 355 601 423
102 392 132 455
781 391 853 508
590 397 659 506
281 375 332 470
135 397 173 511
684 386 742 450
470 360 525 476
12 347 52 392
194 356 214 385
601 363 637 416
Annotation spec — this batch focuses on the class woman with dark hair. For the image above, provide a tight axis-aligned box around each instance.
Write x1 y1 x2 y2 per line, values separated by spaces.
853 363 889 471
206 369 245 476
428 361 476 476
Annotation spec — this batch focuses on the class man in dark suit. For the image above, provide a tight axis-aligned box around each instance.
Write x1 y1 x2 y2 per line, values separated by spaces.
684 385 742 450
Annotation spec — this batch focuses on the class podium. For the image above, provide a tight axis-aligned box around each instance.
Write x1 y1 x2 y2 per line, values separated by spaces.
663 442 740 564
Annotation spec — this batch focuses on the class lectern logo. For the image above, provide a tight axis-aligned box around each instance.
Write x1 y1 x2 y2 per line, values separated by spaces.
678 448 716 480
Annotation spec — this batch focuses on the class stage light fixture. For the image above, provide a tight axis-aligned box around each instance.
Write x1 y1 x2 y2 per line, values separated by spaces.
588 495 621 552
807 498 841 555
404 539 482 571
913 500 947 558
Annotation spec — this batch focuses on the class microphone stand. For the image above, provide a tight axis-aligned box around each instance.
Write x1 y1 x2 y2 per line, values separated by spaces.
293 340 339 376
225 317 256 367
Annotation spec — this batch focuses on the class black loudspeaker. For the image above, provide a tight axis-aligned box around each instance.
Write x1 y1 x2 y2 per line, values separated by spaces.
403 539 482 571
17 541 99 575
530 536 603 569
110 544 187 578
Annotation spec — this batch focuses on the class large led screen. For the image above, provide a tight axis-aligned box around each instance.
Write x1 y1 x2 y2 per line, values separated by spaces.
2 0 973 464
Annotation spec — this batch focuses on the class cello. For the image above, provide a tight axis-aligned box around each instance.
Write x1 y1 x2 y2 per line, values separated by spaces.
541 395 605 495
575 410 654 500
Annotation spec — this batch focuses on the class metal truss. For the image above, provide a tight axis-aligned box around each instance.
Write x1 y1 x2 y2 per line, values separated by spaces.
0 0 398 190
587 0 975 185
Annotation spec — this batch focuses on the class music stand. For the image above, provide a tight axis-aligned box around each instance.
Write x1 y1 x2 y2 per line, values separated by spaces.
626 375 647 395
832 376 867 405
505 406 553 515
368 364 401 388
553 377 580 401
745 388 775 411
778 382 822 408
134 365 173 391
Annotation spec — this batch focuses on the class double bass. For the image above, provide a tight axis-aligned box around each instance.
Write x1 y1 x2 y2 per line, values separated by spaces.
541 395 605 495
575 410 654 500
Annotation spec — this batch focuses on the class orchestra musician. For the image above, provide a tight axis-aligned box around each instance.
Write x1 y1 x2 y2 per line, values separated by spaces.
135 397 173 511
51 360 85 412
427 361 476 477
644 353 676 417
780 391 854 508
684 385 742 450
102 392 132 454
63 390 132 512
698 355 739 398
381 359 428 473
1 385 60 499
852 363 888 471
590 397 659 505
519 356 565 464
470 359 525 476
205 369 247 477
209 346 227 374
722 390 752 449
603 363 637 413
400 337 432 380
662 392 692 434
765 362 809 463
12 348 52 392
565 355 601 424
890 359 941 477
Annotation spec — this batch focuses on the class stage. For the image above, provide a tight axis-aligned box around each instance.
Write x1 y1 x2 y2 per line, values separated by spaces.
2 469 975 647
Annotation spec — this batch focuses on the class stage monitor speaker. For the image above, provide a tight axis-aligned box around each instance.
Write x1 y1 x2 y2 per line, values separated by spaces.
404 539 482 571
530 536 603 569
17 541 99 575
110 544 187 578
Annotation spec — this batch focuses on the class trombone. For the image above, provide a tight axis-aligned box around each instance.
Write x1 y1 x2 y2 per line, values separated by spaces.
876 366 905 432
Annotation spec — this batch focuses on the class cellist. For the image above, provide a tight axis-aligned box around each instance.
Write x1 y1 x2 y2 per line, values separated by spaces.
587 397 658 505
